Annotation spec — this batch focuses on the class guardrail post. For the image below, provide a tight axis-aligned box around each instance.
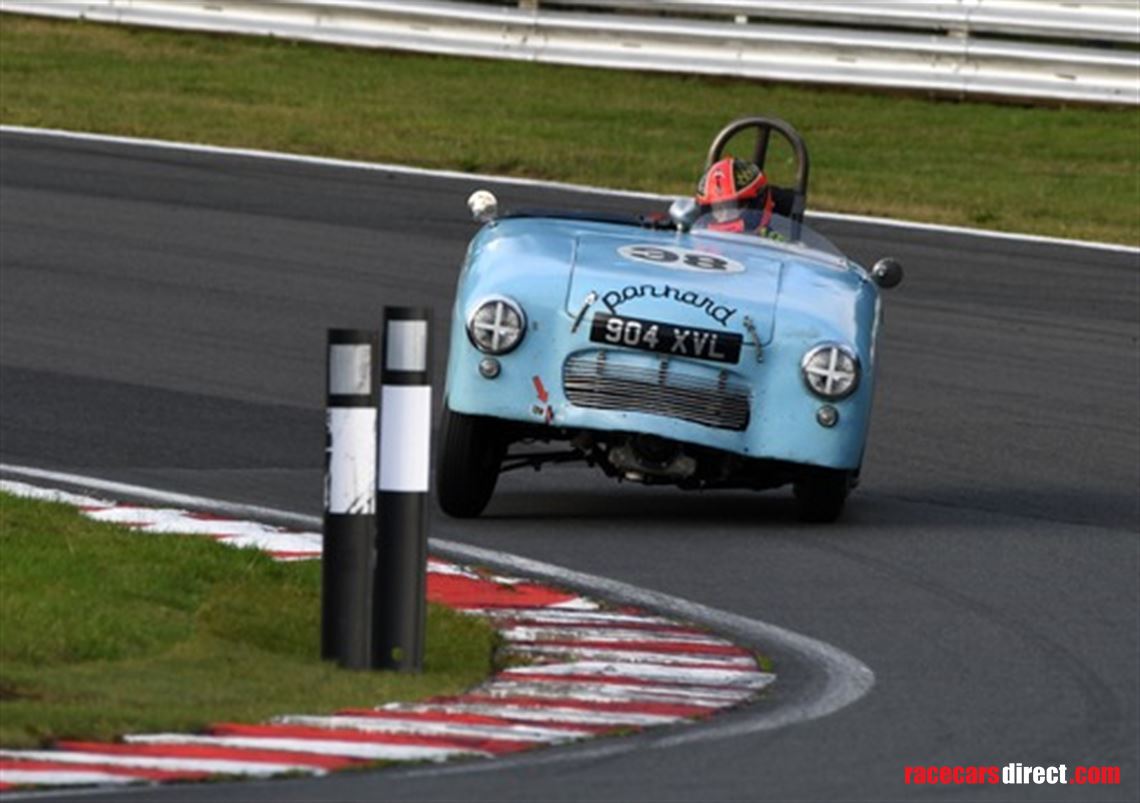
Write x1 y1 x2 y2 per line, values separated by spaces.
322 329 378 669
372 307 432 671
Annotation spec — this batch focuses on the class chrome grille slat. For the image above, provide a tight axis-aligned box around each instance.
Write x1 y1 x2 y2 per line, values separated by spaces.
563 352 750 431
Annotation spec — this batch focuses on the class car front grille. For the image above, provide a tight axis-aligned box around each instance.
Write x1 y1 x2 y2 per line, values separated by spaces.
563 351 751 431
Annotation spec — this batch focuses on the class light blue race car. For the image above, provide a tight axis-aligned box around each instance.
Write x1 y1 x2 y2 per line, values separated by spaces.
438 117 902 522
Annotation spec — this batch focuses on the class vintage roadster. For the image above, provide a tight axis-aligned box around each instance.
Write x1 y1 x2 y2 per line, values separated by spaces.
437 117 902 522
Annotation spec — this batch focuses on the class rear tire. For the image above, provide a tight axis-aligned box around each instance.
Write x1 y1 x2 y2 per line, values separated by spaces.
793 468 852 523
436 405 505 518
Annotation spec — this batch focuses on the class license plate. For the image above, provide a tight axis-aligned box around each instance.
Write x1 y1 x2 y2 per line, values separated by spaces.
589 312 742 365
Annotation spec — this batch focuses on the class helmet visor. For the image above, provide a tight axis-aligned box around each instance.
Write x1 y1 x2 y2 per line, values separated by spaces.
710 200 743 223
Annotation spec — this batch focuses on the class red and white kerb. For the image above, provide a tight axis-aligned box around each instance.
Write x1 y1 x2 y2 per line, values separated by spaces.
0 481 774 793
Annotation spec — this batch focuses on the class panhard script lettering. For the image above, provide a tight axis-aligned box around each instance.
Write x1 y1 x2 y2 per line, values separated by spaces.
602 283 737 327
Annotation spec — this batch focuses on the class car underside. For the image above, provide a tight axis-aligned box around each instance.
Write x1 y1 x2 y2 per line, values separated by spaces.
436 409 858 523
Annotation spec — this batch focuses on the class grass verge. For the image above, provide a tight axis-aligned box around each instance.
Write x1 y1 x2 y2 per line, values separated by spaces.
0 492 497 749
0 14 1137 245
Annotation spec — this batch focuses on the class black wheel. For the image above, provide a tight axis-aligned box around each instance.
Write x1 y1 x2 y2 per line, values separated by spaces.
436 405 505 518
793 468 853 523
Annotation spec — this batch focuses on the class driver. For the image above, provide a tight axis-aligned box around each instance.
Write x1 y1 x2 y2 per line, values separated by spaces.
694 157 781 238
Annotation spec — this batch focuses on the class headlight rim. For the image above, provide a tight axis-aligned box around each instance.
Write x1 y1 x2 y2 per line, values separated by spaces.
800 342 861 400
466 295 527 355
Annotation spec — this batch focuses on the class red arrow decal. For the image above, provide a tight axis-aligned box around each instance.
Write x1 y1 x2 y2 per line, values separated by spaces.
532 375 549 403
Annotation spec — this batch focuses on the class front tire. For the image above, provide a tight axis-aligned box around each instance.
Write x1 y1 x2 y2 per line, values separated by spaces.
436 405 505 518
793 468 853 523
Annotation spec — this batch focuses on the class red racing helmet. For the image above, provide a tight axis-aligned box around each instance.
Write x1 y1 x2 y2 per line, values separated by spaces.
696 158 768 208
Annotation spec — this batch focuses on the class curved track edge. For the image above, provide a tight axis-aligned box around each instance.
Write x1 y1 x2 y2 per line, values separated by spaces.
0 463 873 791
1 126 1135 255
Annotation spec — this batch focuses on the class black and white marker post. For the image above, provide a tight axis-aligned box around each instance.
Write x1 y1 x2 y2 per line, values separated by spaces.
372 307 433 671
322 329 378 670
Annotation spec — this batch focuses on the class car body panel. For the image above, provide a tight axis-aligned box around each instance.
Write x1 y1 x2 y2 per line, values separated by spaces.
566 231 782 343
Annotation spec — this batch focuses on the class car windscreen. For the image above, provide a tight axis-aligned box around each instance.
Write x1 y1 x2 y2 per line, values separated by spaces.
691 210 843 257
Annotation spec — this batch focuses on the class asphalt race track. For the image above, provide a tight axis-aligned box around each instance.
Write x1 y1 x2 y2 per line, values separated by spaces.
1 131 1137 802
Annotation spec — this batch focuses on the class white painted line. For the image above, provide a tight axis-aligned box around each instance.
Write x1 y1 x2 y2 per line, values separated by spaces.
1 125 1135 255
806 208 1140 254
499 626 731 645
124 734 485 762
0 125 663 200
85 507 307 538
475 680 750 707
0 750 314 778
479 681 750 705
0 770 139 787
427 560 482 579
274 715 589 743
213 533 321 554
0 480 112 509
381 703 681 728
503 645 758 668
471 608 680 627
31 499 325 554
477 573 524 586
122 518 297 538
545 599 600 611
504 661 774 688
0 465 316 530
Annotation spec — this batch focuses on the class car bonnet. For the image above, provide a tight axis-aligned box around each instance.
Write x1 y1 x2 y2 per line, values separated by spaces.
566 232 781 344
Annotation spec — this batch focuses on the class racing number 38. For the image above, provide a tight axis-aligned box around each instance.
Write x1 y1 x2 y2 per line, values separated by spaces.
618 244 746 274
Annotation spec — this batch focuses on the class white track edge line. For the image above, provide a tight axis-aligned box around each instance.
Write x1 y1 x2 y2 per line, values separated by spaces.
2 125 1136 255
0 463 875 787
0 464 317 529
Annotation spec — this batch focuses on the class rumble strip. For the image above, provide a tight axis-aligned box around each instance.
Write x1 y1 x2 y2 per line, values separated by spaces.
0 481 774 793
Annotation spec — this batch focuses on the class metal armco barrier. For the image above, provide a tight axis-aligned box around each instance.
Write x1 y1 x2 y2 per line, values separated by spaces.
322 328 378 670
2 0 1136 105
550 1 1140 44
372 307 433 672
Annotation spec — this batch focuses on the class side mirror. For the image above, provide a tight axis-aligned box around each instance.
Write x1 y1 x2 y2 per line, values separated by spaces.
467 189 498 222
668 197 700 232
871 257 903 289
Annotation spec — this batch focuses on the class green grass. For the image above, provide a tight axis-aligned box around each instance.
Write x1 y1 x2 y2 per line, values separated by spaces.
0 492 498 749
1 14 1137 244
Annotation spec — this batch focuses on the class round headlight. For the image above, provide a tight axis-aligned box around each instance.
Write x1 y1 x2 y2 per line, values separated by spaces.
467 297 526 355
801 344 860 400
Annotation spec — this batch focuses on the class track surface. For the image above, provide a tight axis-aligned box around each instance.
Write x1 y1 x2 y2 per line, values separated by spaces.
1 132 1137 801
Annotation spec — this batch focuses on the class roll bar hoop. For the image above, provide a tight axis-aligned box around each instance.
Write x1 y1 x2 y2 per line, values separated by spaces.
704 116 810 239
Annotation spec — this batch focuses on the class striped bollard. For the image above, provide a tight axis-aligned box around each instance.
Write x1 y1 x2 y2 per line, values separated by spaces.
372 307 432 671
322 329 378 669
